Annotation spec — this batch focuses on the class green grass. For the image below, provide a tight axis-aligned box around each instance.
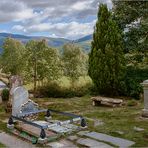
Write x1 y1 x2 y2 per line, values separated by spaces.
0 143 6 148
0 96 148 147
33 96 148 147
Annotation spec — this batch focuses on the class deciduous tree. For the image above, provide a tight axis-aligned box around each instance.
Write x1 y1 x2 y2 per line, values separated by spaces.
62 43 88 85
1 38 25 75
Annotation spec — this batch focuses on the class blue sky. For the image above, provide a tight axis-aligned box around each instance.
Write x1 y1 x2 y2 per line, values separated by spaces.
0 0 112 39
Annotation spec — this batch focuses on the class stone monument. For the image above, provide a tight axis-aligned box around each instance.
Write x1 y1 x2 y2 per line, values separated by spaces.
12 86 29 116
141 80 148 117
9 75 39 118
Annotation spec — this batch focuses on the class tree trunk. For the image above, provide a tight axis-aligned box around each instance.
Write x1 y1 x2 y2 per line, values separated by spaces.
34 59 37 97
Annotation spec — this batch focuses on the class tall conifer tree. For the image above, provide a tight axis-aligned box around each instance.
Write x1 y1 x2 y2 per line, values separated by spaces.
88 4 125 95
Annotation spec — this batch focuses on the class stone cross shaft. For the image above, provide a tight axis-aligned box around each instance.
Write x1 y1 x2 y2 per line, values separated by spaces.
141 80 148 117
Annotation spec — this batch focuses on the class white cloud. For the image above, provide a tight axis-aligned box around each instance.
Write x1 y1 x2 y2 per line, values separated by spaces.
12 25 24 31
0 0 112 39
0 0 34 22
27 23 52 32
71 1 92 11
0 0 112 23
12 21 96 39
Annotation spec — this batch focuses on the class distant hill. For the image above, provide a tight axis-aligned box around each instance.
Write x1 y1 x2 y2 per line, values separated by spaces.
75 34 93 43
0 33 93 52
75 34 92 52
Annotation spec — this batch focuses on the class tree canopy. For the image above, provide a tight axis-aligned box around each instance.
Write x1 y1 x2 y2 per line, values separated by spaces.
0 38 25 75
62 43 88 84
112 0 148 55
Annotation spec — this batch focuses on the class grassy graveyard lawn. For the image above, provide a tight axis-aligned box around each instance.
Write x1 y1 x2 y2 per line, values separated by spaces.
0 95 148 147
0 143 5 148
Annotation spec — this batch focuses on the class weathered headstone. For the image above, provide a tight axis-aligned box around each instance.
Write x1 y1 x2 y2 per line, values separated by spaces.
12 86 29 116
141 80 148 117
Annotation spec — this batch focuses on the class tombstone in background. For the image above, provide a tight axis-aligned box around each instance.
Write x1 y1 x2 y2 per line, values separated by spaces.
0 96 2 104
141 80 148 118
0 81 8 104
0 81 8 90
5 75 23 112
9 75 23 104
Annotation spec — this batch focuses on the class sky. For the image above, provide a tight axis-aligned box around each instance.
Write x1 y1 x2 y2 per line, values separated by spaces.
0 0 112 40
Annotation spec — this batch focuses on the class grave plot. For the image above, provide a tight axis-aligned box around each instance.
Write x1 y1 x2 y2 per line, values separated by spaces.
7 75 87 145
8 108 87 144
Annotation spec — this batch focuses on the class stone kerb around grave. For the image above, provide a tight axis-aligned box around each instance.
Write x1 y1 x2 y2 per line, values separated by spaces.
12 86 29 116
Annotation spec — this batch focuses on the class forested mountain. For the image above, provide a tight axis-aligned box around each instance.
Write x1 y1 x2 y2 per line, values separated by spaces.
0 33 93 52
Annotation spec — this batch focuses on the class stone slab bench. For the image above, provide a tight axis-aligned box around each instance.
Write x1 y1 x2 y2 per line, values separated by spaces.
91 96 123 107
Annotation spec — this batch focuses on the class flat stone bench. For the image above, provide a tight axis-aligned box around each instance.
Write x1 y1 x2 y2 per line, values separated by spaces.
91 96 123 107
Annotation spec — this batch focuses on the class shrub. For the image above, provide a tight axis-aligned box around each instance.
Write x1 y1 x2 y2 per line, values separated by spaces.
120 66 148 99
37 81 91 98
1 89 9 101
37 82 62 98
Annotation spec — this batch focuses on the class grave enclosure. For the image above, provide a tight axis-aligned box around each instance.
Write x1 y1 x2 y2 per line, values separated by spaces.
7 75 87 144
